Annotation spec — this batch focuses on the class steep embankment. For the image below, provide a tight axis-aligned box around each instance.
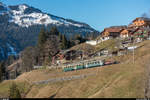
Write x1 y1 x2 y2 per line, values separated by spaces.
1 40 150 98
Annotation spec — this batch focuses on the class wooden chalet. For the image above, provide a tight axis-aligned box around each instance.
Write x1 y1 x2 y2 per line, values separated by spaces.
119 27 138 38
129 17 150 28
65 50 83 60
129 27 150 42
130 27 148 37
52 50 83 65
52 50 65 65
101 27 123 38
120 29 129 38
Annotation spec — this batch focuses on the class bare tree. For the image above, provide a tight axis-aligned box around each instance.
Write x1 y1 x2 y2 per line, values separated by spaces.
42 35 60 65
20 46 38 72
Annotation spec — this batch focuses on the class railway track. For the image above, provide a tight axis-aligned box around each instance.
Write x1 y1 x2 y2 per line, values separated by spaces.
33 73 95 85
50 56 106 68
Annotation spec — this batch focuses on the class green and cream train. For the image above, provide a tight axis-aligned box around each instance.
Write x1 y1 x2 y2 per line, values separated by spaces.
63 60 105 72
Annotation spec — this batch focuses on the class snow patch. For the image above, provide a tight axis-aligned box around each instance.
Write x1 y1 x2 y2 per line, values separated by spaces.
127 46 138 50
9 4 83 27
19 4 28 12
0 3 84 28
86 40 97 45
10 11 83 27
57 18 82 27
10 12 57 27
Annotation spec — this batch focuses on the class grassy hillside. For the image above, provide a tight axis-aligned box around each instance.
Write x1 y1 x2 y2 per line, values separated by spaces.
70 43 95 54
70 39 119 54
1 40 150 98
95 39 120 52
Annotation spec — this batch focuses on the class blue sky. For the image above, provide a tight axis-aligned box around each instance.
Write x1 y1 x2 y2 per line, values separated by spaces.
1 0 150 31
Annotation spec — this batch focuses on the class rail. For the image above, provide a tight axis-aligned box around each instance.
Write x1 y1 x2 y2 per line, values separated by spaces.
33 73 95 85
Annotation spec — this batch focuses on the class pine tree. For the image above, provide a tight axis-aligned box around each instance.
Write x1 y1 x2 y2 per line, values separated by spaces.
0 63 2 82
37 28 48 65
9 82 21 98
37 28 47 48
45 29 50 38
61 34 68 50
75 34 81 40
0 61 5 80
49 26 59 36
59 32 63 42
74 34 86 43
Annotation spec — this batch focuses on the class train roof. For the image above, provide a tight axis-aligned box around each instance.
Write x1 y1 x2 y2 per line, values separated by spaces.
63 59 105 68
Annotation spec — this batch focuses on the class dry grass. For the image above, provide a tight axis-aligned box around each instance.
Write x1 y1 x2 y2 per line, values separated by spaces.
1 40 150 98
95 39 119 52
70 43 95 54
0 80 30 98
0 80 14 98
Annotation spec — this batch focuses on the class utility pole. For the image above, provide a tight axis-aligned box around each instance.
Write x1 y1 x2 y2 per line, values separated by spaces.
133 38 135 64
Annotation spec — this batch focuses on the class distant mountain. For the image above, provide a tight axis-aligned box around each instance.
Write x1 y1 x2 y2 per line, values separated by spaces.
0 2 99 61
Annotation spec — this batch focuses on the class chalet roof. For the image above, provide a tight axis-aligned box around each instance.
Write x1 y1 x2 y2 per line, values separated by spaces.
109 25 127 29
126 27 142 33
133 17 150 22
104 28 122 33
127 27 135 31
120 28 128 32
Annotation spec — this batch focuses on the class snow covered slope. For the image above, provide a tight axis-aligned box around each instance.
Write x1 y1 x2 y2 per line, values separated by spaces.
0 2 99 61
0 2 97 32
9 4 83 27
0 3 85 28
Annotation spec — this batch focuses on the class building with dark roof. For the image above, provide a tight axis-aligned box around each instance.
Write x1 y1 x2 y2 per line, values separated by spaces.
129 17 150 28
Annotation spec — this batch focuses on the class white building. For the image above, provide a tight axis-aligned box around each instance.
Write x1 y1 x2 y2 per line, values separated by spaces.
127 46 137 50
86 40 97 45
33 66 43 69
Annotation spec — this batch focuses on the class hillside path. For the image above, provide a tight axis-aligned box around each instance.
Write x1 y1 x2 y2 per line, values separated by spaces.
33 73 95 85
